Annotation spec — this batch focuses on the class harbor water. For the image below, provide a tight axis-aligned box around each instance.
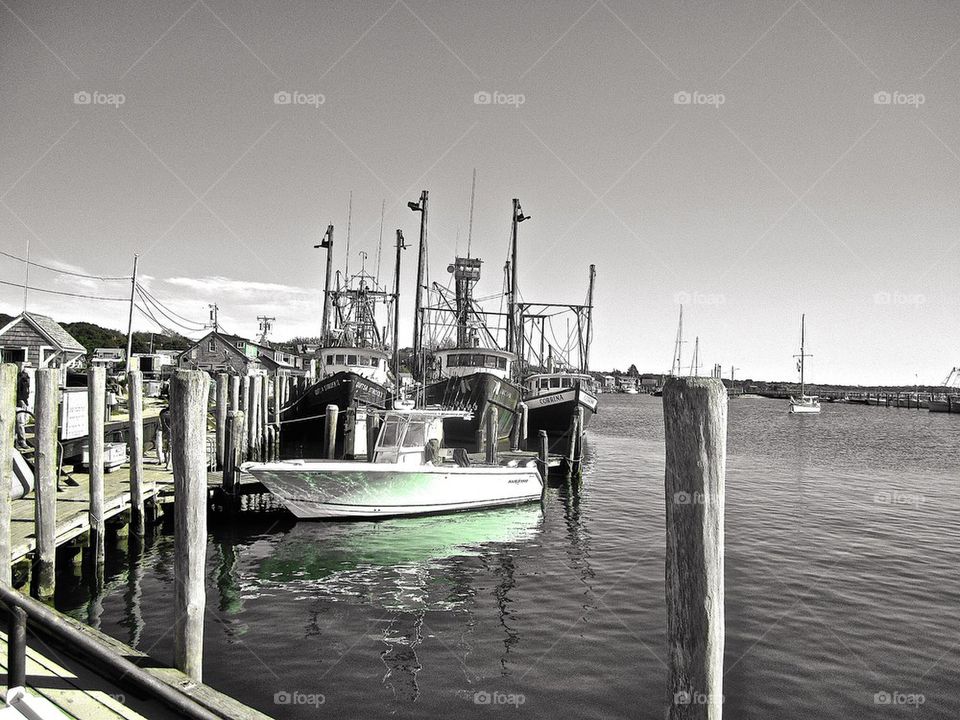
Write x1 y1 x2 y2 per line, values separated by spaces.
55 395 960 718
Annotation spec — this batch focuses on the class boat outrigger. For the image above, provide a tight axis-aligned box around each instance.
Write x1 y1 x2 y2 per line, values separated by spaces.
244 409 543 520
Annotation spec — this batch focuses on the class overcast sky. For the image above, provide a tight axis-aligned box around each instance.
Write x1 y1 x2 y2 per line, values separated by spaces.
2 0 959 384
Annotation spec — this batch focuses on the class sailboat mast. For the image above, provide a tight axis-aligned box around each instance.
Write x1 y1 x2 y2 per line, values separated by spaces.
800 313 806 396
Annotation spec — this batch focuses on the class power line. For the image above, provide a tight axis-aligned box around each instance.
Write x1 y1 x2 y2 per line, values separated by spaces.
0 249 130 281
0 277 128 301
135 284 206 329
136 287 205 333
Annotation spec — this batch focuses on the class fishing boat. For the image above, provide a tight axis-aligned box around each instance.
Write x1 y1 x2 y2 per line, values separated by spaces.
244 409 543 519
788 314 820 414
523 372 599 437
929 396 960 413
281 224 397 458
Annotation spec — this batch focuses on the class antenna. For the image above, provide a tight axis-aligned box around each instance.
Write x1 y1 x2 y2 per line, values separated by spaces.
467 168 476 258
207 304 219 332
344 191 353 278
257 316 275 344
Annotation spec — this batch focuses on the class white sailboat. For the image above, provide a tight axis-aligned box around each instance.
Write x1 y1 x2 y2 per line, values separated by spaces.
789 314 820 414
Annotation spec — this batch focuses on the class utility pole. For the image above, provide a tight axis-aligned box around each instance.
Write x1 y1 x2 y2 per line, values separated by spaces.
408 190 428 372
208 304 219 333
392 229 407 382
257 316 275 345
125 254 139 372
315 225 334 341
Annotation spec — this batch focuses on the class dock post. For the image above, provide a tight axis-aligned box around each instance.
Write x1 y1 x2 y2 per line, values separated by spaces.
573 406 584 478
247 377 258 462
485 406 499 464
509 408 520 451
239 376 250 461
215 373 228 469
0 364 15 586
170 370 209 682
538 430 549 487
7 604 26 689
260 377 269 459
565 410 578 482
87 367 106 577
519 402 528 451
343 407 356 458
229 374 240 412
662 377 726 720
367 412 381 462
324 404 339 459
127 370 145 539
33 368 59 601
273 377 281 423
222 411 243 494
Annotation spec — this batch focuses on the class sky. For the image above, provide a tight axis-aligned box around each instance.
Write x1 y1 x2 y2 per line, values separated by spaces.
2 0 959 385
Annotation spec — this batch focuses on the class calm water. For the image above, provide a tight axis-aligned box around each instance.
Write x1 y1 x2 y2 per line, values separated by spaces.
56 395 960 718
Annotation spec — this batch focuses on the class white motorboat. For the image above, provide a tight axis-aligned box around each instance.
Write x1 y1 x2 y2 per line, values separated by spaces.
788 314 820 414
242 409 543 519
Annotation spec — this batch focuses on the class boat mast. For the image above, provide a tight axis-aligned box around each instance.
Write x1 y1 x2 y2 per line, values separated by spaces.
507 199 529 356
671 305 684 376
799 314 806 396
584 264 596 372
392 229 407 382
316 225 334 342
408 190 428 373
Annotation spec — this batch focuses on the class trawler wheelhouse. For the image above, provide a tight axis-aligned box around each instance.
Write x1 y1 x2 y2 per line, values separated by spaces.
320 347 392 386
435 348 514 381
525 372 594 394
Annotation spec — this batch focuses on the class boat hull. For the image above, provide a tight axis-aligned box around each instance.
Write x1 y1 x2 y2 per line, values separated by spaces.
280 371 389 458
789 402 821 414
423 372 521 451
929 398 960 413
244 460 543 519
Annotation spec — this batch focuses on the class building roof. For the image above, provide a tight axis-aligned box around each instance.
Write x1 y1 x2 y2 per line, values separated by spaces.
0 312 86 353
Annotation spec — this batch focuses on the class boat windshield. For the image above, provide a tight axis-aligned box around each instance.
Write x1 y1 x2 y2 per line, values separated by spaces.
380 418 402 446
402 421 427 448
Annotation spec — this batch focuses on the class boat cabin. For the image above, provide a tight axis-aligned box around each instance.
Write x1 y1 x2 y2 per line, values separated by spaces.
525 372 595 395
373 410 471 465
319 347 391 385
433 348 514 381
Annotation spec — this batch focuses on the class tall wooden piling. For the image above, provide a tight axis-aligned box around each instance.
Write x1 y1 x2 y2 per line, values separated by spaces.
247 377 259 462
7 604 26 689
538 430 549 486
127 370 145 538
239 376 250 461
215 373 228 469
662 377 726 720
273 376 282 423
229 375 240 412
87 367 106 574
485 406 499 464
222 411 243 494
0 364 15 586
170 370 210 682
519 402 528 451
260 377 270 457
324 404 338 459
34 369 59 600
565 410 578 481
343 407 356 458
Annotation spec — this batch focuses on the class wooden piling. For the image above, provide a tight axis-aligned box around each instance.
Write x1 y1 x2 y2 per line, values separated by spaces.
273 376 281 424
127 370 145 539
229 374 240 412
7 604 26 689
0 364 15 586
367 412 381 462
538 430 549 486
343 407 356 458
222 411 243 494
260 377 269 458
33 369 59 600
519 401 528 451
239 376 250 461
170 370 210 682
485 406 499 464
573 406 584 477
565 410 578 481
87 367 106 574
324 404 338 459
247 377 259 462
215 373 228 469
662 377 726 720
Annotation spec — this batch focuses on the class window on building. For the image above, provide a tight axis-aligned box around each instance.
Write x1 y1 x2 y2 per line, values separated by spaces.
208 340 216 352
0 348 26 363
236 341 244 349
327 355 334 365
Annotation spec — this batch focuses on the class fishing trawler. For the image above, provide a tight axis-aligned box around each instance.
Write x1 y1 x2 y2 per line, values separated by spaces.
788 314 820 414
281 225 397 458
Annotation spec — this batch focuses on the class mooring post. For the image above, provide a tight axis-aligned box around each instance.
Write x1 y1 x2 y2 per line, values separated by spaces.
273 376 281 424
246 377 258 462
170 370 209 682
565 410 578 482
0 364 15 586
128 369 145 539
215 373 228 469
87 367 106 575
485 406 499 464
343 407 356 458
34 368 59 600
229 374 240 412
367 412 381 462
222 411 243 494
538 430 549 487
260 377 269 459
663 377 726 720
324 404 339 459
239 376 250 461
519 402 528 451
7 604 26 689
573 406 584 478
